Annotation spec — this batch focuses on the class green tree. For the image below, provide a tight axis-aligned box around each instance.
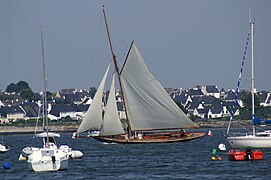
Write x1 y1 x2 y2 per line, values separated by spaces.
0 92 14 100
89 87 97 99
240 92 271 120
6 83 17 93
6 81 30 93
17 81 30 92
20 88 35 101
242 92 261 110
46 91 53 100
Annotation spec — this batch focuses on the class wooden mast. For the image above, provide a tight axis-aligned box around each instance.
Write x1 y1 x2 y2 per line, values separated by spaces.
102 6 132 137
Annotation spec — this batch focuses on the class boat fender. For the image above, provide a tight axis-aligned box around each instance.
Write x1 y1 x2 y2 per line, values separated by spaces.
217 157 222 161
18 154 27 161
52 156 56 164
69 150 84 159
3 162 11 169
211 156 217 161
218 143 226 151
211 149 217 156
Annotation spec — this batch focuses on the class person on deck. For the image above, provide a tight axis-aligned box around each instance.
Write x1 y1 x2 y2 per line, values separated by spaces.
180 129 185 138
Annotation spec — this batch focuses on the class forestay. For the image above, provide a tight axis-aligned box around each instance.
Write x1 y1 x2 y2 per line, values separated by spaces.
77 65 110 134
120 42 197 131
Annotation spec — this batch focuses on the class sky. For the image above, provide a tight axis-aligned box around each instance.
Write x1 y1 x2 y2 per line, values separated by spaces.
1 0 271 93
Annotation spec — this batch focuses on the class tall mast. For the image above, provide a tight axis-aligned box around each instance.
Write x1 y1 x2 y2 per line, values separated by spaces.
102 6 132 136
250 18 256 136
40 25 49 144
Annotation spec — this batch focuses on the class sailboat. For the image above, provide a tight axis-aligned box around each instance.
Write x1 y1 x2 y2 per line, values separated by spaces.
21 25 69 172
73 8 205 143
226 16 271 148
0 137 10 153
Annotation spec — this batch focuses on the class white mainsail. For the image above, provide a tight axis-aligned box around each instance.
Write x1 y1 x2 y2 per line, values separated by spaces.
77 65 110 134
100 75 125 136
120 42 197 131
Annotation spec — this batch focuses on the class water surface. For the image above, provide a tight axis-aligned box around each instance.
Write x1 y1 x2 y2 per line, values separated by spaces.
0 129 270 179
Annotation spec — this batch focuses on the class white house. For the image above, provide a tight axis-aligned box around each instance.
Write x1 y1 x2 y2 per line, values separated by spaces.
201 85 220 98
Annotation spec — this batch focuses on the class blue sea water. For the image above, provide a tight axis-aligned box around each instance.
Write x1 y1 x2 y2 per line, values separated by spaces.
0 129 270 179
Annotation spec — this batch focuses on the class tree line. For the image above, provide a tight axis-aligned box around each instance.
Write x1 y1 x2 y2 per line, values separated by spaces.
0 81 36 101
238 92 271 120
0 80 97 103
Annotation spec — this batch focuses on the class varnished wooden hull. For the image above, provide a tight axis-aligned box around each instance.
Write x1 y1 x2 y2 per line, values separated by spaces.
93 132 205 144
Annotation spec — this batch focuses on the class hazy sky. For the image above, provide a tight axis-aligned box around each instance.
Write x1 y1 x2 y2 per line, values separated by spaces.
1 0 271 93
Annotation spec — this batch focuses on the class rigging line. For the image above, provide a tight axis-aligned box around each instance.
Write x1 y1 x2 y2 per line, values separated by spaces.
34 105 42 136
226 29 251 134
114 44 130 68
85 14 104 89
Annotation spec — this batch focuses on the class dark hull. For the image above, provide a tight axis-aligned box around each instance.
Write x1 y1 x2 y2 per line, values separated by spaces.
92 132 205 144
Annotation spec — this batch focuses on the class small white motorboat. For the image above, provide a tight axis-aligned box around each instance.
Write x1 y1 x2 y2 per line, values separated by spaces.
0 143 10 153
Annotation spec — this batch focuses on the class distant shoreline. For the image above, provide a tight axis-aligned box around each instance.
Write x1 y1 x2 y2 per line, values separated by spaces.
0 125 78 135
196 120 251 129
0 120 251 135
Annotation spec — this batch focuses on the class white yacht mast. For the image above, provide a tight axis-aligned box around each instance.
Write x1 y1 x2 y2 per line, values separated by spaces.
250 16 256 136
40 25 49 144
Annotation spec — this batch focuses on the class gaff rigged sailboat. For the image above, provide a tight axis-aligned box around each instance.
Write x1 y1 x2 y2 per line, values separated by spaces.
73 8 205 143
226 16 271 148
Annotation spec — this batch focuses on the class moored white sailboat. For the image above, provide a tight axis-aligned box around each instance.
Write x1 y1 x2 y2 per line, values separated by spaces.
20 25 73 172
73 8 205 143
226 16 271 148
26 132 69 172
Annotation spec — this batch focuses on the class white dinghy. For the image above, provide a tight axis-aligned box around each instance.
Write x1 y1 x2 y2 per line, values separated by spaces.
0 143 10 153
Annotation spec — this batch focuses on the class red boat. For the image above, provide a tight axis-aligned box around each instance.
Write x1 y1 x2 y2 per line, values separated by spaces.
228 149 263 161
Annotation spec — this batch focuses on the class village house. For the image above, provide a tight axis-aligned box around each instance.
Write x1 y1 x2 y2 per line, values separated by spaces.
201 85 220 98
207 105 231 119
258 91 271 107
0 100 4 107
1 84 270 123
224 89 247 108
117 102 126 120
185 86 204 98
0 106 25 122
171 93 192 107
20 101 40 120
48 104 87 120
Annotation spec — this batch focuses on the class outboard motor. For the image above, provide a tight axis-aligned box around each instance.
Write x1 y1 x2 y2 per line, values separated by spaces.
52 156 56 164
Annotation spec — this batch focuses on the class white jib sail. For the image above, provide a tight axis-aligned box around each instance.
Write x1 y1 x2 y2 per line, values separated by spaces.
100 74 125 136
77 65 110 134
120 42 197 131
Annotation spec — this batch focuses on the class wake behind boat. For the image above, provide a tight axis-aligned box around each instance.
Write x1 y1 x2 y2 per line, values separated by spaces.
73 8 205 143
